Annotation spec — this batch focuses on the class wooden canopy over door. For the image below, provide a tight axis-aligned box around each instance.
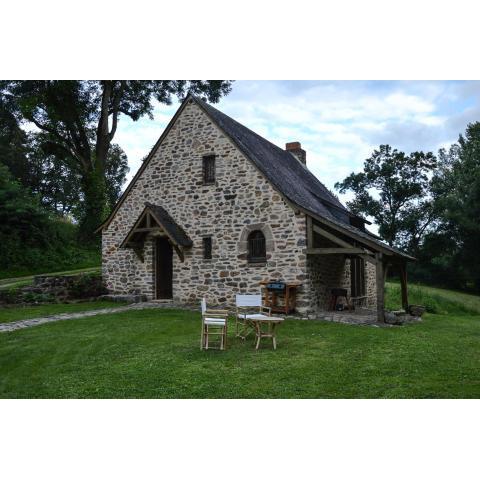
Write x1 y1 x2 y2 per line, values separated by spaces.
120 203 193 263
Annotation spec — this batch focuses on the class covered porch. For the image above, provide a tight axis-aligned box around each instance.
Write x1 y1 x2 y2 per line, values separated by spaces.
306 215 415 323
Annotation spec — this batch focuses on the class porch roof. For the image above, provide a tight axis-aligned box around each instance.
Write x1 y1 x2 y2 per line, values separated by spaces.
120 203 193 250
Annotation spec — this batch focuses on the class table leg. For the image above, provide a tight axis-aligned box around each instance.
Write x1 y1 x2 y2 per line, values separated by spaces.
255 322 261 350
272 323 277 350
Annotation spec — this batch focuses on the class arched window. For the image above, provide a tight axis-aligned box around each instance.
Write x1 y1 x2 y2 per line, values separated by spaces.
248 230 266 263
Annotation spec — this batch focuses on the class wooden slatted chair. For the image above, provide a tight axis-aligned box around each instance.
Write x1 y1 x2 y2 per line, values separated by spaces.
235 294 271 340
200 298 228 350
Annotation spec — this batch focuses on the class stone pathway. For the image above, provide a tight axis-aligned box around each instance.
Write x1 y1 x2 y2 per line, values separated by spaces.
0 302 169 333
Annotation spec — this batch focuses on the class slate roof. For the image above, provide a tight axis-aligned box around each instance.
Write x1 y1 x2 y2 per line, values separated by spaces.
145 203 193 247
195 96 354 225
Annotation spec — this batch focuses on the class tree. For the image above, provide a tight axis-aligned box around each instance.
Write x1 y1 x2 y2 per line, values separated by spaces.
0 163 50 253
335 145 437 253
0 99 37 189
429 122 480 291
105 144 129 212
0 80 233 240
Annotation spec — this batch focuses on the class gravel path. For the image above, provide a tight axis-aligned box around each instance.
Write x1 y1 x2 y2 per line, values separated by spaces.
0 302 166 333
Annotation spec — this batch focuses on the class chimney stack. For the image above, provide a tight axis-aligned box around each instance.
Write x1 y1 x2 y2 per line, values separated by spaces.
286 142 306 165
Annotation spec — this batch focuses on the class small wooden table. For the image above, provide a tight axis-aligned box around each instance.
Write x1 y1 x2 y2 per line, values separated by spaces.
246 314 284 350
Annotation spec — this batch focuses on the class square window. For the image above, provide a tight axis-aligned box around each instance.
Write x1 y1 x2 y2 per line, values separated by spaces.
203 155 215 184
203 237 212 259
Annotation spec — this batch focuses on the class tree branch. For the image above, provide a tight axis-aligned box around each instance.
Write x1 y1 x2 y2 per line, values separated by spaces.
29 116 89 169
108 80 126 141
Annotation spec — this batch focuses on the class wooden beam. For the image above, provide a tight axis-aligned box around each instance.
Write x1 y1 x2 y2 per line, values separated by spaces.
132 227 164 233
306 247 368 255
173 244 184 262
299 207 416 261
312 224 353 248
399 262 409 310
306 216 313 249
359 253 377 265
375 253 385 323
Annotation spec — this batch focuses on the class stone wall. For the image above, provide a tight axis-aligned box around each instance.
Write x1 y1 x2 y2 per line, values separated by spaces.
305 255 351 312
21 274 105 301
305 255 378 311
102 100 310 311
365 261 377 308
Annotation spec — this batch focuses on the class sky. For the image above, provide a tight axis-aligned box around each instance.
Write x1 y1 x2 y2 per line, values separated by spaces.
115 80 480 209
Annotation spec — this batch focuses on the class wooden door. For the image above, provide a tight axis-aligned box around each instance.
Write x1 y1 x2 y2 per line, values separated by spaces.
350 257 365 297
156 237 173 299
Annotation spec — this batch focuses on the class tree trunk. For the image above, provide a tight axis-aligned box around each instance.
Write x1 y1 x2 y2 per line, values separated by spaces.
79 163 108 242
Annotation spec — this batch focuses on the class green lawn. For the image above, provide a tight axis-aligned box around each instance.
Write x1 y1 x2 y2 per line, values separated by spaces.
0 300 126 324
0 291 479 398
0 266 101 291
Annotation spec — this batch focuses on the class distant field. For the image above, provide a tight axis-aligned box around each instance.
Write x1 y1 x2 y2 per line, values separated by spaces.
386 281 480 315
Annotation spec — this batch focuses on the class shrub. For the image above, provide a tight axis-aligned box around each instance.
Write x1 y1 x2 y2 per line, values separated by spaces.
0 287 22 304
21 291 55 304
67 273 107 299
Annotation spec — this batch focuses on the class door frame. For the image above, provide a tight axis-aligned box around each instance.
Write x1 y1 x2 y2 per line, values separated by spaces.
155 237 173 299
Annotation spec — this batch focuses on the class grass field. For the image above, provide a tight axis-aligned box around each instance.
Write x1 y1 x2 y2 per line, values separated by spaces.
0 283 478 399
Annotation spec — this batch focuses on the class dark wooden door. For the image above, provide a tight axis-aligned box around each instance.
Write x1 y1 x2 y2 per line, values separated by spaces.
350 257 365 297
156 237 173 299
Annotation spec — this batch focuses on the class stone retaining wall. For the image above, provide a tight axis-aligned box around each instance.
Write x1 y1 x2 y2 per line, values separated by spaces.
21 274 104 301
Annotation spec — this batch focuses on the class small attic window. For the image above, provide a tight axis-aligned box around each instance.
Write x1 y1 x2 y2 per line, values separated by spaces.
203 155 216 184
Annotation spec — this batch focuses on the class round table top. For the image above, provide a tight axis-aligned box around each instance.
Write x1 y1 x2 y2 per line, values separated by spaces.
246 314 284 322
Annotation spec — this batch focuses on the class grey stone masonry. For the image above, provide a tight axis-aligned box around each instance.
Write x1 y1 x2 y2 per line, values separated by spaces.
102 99 377 314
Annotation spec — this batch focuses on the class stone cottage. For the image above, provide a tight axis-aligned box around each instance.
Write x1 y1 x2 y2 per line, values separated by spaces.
98 93 413 320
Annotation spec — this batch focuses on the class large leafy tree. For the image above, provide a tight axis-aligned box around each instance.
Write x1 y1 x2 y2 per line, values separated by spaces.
335 145 437 253
429 122 480 291
0 99 35 188
0 163 53 271
0 80 232 240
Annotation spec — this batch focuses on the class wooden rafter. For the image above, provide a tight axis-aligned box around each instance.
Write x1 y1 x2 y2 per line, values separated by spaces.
306 247 367 255
312 224 353 248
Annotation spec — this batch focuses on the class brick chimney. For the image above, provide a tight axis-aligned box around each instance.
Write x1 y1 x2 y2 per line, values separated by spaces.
286 142 306 165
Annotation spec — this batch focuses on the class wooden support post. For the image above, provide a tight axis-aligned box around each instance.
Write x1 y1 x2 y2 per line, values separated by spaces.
399 262 409 311
306 216 313 249
375 253 385 323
